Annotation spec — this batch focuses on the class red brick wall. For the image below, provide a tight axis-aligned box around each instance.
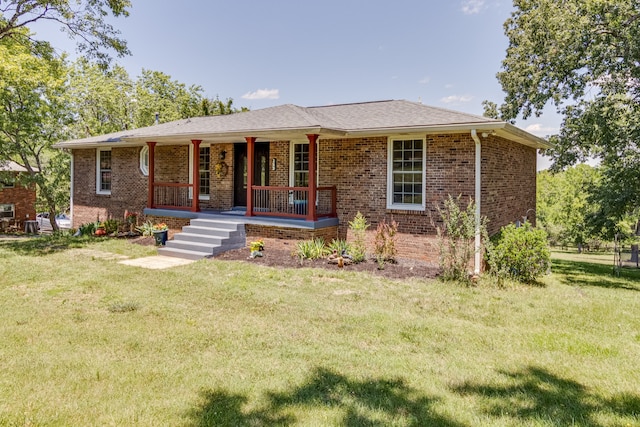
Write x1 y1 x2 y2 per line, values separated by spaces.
481 136 537 235
0 173 36 222
72 147 148 227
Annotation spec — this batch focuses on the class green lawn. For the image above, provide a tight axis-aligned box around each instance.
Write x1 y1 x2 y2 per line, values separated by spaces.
1 236 639 426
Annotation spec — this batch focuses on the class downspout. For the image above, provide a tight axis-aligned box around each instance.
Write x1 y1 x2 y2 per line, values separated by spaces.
470 129 481 275
69 150 74 227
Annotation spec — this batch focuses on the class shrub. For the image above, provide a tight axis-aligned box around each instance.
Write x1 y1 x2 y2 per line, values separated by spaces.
103 219 120 234
487 222 551 283
436 195 488 283
294 238 330 260
78 222 96 236
327 239 351 255
373 218 398 269
137 221 155 237
348 212 369 263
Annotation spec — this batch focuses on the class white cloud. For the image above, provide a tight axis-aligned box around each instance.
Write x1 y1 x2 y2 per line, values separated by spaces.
444 83 454 89
461 0 486 15
419 76 431 84
241 88 280 100
524 123 559 136
440 94 474 104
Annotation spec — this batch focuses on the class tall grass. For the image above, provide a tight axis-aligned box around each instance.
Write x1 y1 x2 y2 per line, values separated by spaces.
0 237 639 426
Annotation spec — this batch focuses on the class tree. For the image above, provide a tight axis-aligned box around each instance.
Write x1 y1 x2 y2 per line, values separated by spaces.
0 35 71 230
66 58 135 137
0 0 131 64
493 0 640 224
537 165 600 248
133 69 205 127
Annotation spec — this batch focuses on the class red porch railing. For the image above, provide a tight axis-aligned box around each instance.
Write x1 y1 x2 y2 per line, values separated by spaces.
153 182 193 210
251 185 337 219
149 183 337 219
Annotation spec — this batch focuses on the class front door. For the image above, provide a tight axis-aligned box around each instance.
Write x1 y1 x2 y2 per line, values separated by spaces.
233 142 270 207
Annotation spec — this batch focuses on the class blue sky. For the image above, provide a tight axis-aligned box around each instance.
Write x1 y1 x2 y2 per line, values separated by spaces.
31 0 560 167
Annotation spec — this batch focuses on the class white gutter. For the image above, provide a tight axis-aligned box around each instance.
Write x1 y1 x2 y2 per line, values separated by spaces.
470 129 481 275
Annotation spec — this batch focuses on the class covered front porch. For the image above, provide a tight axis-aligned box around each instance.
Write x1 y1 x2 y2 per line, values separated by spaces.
144 134 337 221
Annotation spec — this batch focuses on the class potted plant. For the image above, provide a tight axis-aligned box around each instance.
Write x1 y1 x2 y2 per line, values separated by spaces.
152 222 169 245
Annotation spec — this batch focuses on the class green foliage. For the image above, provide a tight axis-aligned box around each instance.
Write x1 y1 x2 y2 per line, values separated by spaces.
327 239 351 255
348 212 369 263
136 221 155 237
78 222 96 236
537 165 600 246
0 35 71 230
492 0 640 222
0 0 132 65
102 219 120 234
294 238 330 261
436 195 487 282
487 222 551 283
373 218 398 269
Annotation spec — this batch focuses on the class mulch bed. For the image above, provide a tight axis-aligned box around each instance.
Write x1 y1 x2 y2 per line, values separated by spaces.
213 245 441 280
131 235 440 279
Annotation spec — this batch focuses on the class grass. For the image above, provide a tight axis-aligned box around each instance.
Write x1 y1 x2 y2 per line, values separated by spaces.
0 236 639 426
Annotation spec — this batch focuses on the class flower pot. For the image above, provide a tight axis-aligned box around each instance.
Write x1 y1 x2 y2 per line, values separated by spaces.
153 230 168 246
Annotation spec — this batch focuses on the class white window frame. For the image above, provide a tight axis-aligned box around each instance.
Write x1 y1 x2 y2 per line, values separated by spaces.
96 148 112 195
188 143 211 201
0 203 15 218
386 136 426 211
288 141 319 187
139 146 149 176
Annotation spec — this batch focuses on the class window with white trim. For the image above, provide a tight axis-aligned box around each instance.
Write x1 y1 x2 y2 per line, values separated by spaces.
96 148 112 194
291 142 309 187
199 146 211 196
139 146 149 176
188 144 210 199
0 204 15 218
387 137 425 210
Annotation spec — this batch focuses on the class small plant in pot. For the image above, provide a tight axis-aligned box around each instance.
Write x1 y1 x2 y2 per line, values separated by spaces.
152 222 169 245
249 239 265 258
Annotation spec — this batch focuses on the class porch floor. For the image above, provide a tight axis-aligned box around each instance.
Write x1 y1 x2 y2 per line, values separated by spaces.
143 208 339 230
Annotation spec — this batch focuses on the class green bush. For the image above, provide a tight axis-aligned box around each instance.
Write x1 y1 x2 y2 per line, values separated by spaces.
327 239 351 255
348 212 369 263
436 195 488 283
487 222 551 283
294 238 330 260
103 219 120 234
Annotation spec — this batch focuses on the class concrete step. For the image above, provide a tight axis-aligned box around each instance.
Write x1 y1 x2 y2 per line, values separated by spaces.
164 239 219 254
159 219 246 260
182 225 237 238
157 246 212 260
173 232 224 246
190 218 240 230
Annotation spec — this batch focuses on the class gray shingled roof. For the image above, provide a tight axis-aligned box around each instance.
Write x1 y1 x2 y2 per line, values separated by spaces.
54 100 549 148
0 160 30 172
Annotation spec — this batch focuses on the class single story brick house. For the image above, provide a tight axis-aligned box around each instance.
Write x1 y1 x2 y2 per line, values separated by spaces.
0 160 37 230
54 100 549 271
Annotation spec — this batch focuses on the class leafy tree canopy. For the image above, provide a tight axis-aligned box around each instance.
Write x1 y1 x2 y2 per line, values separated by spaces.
494 0 640 223
0 34 71 228
0 0 131 64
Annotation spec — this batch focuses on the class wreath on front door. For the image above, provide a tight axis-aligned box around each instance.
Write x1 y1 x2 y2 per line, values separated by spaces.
214 161 229 179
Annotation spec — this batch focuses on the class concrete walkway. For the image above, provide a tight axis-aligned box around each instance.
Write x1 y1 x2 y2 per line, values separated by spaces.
118 255 196 270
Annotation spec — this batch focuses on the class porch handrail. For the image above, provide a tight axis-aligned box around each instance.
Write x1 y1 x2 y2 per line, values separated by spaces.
153 182 193 210
251 185 337 218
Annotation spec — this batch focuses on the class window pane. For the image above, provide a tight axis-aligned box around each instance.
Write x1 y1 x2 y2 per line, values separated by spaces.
390 139 424 206
199 147 210 195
